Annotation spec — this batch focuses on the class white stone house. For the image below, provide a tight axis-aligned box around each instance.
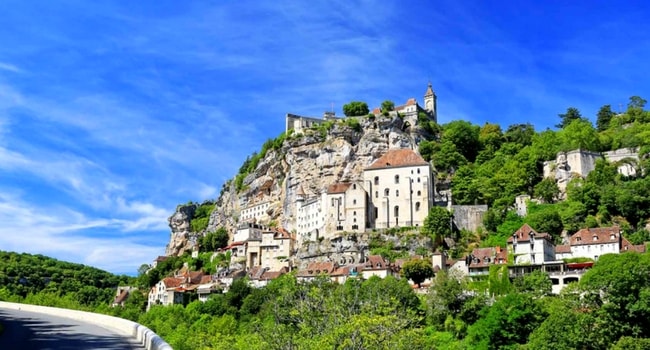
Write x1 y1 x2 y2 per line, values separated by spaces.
558 226 645 261
323 182 367 237
147 277 184 310
507 224 556 265
363 149 434 229
240 201 271 223
295 186 326 241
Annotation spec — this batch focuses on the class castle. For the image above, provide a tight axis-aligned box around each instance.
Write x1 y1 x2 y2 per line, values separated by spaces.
285 83 438 134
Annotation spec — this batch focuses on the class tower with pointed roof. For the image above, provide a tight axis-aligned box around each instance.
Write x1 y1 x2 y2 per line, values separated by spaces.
424 82 437 123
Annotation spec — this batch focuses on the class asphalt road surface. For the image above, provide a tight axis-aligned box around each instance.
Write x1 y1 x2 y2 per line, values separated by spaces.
0 307 145 350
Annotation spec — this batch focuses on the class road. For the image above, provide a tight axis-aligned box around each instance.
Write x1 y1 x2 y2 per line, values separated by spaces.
0 307 145 350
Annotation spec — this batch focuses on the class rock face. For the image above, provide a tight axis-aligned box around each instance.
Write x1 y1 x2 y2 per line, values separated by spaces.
165 204 197 256
166 115 433 256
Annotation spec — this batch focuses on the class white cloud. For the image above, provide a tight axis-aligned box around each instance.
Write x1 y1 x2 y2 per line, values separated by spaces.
0 62 22 73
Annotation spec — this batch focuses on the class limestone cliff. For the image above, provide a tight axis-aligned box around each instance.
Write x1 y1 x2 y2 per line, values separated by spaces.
166 115 433 256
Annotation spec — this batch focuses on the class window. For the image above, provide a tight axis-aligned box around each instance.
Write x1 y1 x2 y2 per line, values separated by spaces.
394 175 400 184
353 199 357 205
394 206 399 217
374 176 379 185
384 188 389 196
375 191 378 198
353 211 357 216
417 177 421 183
417 190 421 196
353 184 356 189
396 190 399 197
417 168 421 174
415 202 421 211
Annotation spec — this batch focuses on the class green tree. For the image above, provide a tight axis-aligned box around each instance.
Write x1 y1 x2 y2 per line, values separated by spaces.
343 101 369 117
504 123 535 147
513 270 552 297
401 258 434 287
558 119 601 151
441 120 481 162
533 178 560 203
556 107 585 129
596 104 616 131
381 100 395 115
423 206 454 247
200 227 229 252
466 293 546 349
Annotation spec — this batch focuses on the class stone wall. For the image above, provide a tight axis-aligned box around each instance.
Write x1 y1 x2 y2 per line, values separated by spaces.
451 205 488 232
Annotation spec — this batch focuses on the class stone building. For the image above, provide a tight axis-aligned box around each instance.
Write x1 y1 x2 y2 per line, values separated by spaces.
363 149 434 229
323 181 368 237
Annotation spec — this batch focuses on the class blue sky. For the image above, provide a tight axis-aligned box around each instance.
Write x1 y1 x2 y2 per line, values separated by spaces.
1 1 649 274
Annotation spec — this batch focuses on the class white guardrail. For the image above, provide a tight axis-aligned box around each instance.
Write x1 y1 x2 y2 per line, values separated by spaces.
0 301 172 350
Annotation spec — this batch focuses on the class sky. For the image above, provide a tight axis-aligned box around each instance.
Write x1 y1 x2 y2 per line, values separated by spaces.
1 1 649 274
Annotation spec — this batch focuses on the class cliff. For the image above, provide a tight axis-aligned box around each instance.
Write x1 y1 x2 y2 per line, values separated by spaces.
166 114 433 256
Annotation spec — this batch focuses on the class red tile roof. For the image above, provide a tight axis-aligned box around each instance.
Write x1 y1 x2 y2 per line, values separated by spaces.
621 236 646 253
113 290 129 304
555 244 571 254
327 183 352 194
162 277 184 289
364 255 390 270
297 261 337 277
366 149 428 170
507 224 552 243
468 247 507 268
570 227 621 246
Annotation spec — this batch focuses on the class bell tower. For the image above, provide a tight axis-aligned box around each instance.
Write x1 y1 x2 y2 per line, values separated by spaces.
423 82 437 123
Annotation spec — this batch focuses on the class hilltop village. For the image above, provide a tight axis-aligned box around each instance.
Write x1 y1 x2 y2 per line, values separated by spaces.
141 84 648 309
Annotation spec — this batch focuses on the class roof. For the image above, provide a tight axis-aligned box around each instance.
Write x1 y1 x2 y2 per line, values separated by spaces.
364 255 390 270
507 224 553 243
260 267 289 281
555 244 572 254
327 183 352 194
154 256 168 262
570 226 621 246
621 236 646 253
296 261 337 277
468 247 507 268
366 149 428 170
424 82 434 97
394 98 418 112
162 277 184 289
296 185 306 196
113 290 129 304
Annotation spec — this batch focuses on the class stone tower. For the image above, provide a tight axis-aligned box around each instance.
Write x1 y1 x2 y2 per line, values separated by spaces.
424 82 437 123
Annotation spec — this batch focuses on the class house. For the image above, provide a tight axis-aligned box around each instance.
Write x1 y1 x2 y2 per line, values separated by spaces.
147 277 185 310
363 148 434 229
248 266 289 288
563 226 645 260
112 286 136 307
152 256 168 269
296 261 338 283
295 185 326 241
323 182 368 236
467 247 508 277
197 282 221 302
360 255 393 279
507 224 556 265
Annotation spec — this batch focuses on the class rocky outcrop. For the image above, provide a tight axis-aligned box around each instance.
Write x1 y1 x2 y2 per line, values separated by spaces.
166 115 433 256
165 204 198 256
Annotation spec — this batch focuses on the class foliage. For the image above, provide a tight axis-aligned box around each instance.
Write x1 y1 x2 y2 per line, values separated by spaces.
199 227 229 252
422 206 454 247
190 201 215 232
343 117 362 132
401 258 434 287
381 100 395 115
533 177 560 203
556 106 585 129
342 101 369 117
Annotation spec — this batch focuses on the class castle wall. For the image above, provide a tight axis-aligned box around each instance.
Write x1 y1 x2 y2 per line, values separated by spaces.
603 148 639 177
451 205 488 232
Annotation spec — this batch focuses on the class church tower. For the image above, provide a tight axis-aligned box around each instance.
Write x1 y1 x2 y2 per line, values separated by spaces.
424 82 437 123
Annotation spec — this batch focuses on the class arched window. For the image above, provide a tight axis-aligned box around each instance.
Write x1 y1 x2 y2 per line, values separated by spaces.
353 184 356 189
374 176 379 185
353 199 357 205
396 190 399 197
417 168 421 174
375 191 378 198
394 175 400 184
394 206 399 217
417 177 421 183
417 190 421 196
415 202 421 211
384 188 389 196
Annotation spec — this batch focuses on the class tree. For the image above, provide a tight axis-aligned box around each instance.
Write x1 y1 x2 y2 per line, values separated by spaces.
342 101 369 117
533 178 560 203
441 120 481 162
381 100 395 115
200 227 229 252
504 123 535 147
401 258 434 287
556 107 585 129
596 104 615 131
466 293 546 349
478 123 503 151
513 270 552 297
558 119 601 151
422 206 454 247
